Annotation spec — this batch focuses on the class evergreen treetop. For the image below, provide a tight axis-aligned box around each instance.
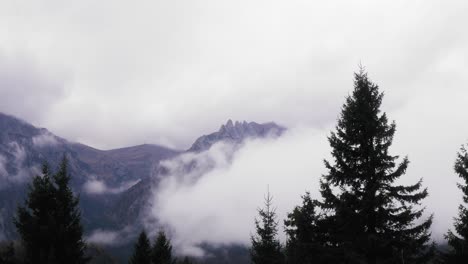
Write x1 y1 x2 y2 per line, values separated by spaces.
53 156 88 264
318 68 433 263
445 145 468 263
15 156 88 264
250 190 284 264
130 231 152 264
284 192 323 264
15 163 56 264
151 230 176 264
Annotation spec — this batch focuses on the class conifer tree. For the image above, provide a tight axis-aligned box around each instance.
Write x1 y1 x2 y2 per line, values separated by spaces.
250 190 284 264
130 231 152 264
15 157 88 264
151 231 176 264
445 145 468 262
52 156 88 263
318 69 433 264
284 192 323 264
0 242 16 264
15 163 56 264
178 256 194 264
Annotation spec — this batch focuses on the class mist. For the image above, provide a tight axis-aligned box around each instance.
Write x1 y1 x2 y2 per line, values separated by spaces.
148 93 468 256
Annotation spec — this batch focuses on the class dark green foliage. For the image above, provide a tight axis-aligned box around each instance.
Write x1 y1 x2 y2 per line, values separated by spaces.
14 156 88 264
250 191 284 264
178 256 195 264
130 231 152 264
53 156 88 263
86 243 119 264
318 69 433 263
15 163 56 264
445 145 468 263
0 242 15 264
284 192 323 264
151 231 176 264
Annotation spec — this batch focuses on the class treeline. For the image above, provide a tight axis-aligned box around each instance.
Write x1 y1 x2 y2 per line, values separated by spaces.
2 69 468 264
0 157 87 264
128 230 195 264
0 156 197 264
249 69 468 264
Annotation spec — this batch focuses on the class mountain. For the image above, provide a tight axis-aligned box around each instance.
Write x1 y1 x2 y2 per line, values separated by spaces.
111 119 286 226
0 113 284 263
189 119 285 152
0 113 180 239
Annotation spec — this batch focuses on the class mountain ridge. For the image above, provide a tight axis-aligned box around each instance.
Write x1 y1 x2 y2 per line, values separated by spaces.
0 112 285 263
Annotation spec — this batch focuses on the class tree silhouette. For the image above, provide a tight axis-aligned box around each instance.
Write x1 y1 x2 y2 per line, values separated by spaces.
151 230 176 264
318 68 433 263
15 156 88 264
445 145 468 262
284 192 323 264
130 231 152 264
250 189 284 264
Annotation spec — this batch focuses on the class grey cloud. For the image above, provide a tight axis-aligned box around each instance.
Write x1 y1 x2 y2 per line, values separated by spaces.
83 178 140 195
0 142 40 188
148 128 329 256
32 131 59 147
86 226 135 246
0 52 67 124
0 1 466 149
0 0 467 255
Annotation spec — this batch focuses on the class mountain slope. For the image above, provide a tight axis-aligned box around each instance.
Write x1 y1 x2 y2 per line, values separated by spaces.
0 113 284 263
112 119 285 226
189 120 285 152
0 112 180 240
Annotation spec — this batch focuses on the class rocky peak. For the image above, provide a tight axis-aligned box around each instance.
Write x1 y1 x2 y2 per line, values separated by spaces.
188 120 286 152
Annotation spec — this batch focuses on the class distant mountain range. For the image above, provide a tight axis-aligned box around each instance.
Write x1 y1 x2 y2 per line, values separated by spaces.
0 112 285 263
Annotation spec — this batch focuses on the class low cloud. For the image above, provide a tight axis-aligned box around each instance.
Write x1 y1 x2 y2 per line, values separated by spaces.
32 131 59 147
0 142 40 188
86 226 135 246
148 127 329 256
83 178 140 195
149 111 468 257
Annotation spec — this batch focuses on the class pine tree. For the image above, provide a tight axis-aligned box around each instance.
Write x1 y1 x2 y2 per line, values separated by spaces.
15 157 88 264
52 156 88 263
130 231 152 264
284 192 323 264
445 145 468 262
318 68 433 264
151 230 176 264
15 163 56 264
250 190 284 264
178 256 194 264
0 242 16 264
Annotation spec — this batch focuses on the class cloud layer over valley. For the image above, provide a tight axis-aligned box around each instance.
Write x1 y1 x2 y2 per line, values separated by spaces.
0 1 467 258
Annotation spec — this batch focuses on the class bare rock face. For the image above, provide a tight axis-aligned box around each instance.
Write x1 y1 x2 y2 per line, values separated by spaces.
189 119 285 152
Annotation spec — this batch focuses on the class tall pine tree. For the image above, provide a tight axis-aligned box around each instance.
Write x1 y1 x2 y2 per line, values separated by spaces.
178 256 195 264
15 163 56 264
130 231 152 264
318 69 433 264
151 231 176 264
284 192 323 264
52 156 88 263
0 242 16 264
15 156 88 264
250 190 284 264
445 145 468 262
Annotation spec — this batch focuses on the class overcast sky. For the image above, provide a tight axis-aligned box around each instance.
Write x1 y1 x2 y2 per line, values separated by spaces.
0 0 466 150
1 0 468 253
